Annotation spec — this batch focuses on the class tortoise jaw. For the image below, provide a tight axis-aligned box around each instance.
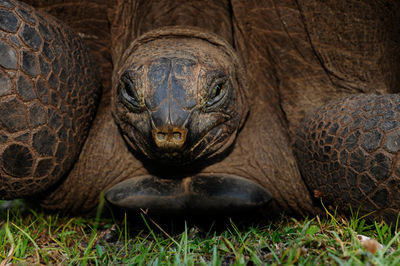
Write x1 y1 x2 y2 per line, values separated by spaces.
105 174 272 214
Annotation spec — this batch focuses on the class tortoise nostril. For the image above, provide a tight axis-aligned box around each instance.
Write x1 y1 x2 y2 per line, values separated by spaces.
153 127 187 149
173 132 182 140
157 132 166 141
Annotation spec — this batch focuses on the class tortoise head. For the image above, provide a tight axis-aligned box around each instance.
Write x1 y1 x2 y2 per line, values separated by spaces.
113 28 248 165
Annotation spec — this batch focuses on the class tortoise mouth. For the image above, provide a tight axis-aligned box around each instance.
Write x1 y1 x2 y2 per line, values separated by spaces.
104 174 272 214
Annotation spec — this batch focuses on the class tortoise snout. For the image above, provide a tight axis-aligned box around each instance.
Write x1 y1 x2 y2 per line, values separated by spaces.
153 127 187 150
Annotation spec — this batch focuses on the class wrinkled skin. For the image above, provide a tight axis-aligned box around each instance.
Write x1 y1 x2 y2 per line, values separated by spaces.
1 0 400 221
113 37 246 165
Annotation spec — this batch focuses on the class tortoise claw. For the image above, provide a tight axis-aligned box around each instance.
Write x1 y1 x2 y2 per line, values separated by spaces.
105 174 272 214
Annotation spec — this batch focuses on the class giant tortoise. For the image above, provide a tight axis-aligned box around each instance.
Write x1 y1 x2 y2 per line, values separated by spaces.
1 0 400 221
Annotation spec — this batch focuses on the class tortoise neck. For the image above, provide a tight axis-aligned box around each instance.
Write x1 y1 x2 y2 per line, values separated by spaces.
109 0 234 71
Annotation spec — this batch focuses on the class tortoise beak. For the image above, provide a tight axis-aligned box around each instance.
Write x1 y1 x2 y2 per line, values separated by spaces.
104 174 272 214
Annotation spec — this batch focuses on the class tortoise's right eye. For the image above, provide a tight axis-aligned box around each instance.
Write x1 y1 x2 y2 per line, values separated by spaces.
119 73 142 111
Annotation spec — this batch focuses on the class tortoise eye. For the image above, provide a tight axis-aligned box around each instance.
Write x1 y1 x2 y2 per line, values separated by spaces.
212 83 223 98
206 78 228 108
119 73 142 111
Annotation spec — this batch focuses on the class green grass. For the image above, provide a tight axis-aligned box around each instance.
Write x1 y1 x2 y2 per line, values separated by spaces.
1 200 400 265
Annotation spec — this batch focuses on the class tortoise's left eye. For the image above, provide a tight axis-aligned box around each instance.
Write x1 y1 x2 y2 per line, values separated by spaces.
206 78 228 108
119 72 142 111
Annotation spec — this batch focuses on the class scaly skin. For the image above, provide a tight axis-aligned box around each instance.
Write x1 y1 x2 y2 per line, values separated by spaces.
0 0 101 198
295 95 400 222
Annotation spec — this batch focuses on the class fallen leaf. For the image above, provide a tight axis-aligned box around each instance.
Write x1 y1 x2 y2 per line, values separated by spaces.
357 234 384 254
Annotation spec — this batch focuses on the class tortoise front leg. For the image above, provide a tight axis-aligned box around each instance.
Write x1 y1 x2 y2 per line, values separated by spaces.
295 94 400 222
0 0 101 198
